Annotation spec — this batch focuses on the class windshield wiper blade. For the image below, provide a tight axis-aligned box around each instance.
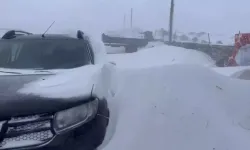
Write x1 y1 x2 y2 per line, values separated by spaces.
35 70 53 73
0 71 22 74
30 68 53 74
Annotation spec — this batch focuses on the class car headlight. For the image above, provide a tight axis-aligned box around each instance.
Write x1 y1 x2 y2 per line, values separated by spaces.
53 98 99 134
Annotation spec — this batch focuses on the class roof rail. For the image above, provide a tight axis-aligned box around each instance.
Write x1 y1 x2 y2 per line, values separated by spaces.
1 30 32 39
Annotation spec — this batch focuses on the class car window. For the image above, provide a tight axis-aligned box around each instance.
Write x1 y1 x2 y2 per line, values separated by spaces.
0 39 91 69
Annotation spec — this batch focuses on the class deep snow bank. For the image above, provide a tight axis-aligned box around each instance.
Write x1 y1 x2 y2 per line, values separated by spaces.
108 45 215 68
101 64 250 150
101 45 250 150
213 66 250 80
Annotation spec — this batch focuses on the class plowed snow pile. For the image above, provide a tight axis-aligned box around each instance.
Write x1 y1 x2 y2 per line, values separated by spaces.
108 45 215 68
213 66 250 80
101 45 250 150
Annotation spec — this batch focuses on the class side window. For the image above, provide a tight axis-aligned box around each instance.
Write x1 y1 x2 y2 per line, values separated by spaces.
0 44 12 65
10 44 22 62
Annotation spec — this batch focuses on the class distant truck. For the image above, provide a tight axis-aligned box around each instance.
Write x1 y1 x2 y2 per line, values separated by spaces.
227 33 250 66
102 33 149 53
216 33 250 67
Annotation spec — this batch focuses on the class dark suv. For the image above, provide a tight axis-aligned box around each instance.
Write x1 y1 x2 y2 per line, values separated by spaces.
0 30 109 150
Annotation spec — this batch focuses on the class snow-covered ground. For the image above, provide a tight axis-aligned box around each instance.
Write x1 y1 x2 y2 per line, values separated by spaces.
99 45 250 150
143 41 165 49
106 46 126 54
108 45 215 68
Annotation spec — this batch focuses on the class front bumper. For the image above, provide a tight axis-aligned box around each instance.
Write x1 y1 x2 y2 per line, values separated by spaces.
0 99 109 150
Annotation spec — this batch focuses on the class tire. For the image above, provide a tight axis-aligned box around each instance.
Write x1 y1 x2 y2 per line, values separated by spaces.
125 46 137 53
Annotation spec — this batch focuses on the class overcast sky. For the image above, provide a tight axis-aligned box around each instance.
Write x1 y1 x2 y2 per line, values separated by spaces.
0 0 249 36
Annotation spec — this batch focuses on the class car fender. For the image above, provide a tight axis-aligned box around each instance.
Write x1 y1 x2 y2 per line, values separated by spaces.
92 62 117 100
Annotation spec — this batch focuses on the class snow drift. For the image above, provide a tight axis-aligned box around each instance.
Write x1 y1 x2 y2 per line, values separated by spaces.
100 45 250 150
101 64 250 150
108 45 215 68
213 66 250 80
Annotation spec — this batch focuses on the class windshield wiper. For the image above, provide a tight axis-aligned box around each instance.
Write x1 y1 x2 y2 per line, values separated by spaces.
34 70 53 73
0 70 22 75
32 69 54 74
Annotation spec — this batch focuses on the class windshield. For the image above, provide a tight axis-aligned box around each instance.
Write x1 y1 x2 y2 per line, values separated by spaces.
0 39 91 69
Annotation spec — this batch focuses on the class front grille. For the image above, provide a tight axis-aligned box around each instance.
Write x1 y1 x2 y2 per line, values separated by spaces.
0 114 54 149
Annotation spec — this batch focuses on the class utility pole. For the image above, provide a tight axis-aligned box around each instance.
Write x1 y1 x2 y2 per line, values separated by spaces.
208 33 211 44
123 14 126 28
130 8 133 28
169 0 174 43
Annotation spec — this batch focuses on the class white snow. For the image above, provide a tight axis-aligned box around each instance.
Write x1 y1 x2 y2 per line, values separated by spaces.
101 64 250 150
108 45 215 68
18 65 102 99
99 45 250 150
213 66 250 77
143 41 165 49
106 46 126 54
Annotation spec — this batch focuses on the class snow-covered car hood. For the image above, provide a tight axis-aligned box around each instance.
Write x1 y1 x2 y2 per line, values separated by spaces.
0 65 103 119
18 65 103 99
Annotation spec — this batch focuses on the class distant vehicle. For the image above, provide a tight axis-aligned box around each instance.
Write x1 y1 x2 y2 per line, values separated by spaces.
221 33 250 67
0 30 111 150
102 33 149 53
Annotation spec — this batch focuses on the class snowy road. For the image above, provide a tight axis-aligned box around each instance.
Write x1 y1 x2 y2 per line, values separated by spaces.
99 45 250 150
